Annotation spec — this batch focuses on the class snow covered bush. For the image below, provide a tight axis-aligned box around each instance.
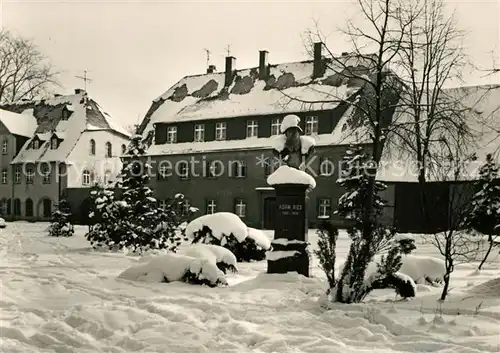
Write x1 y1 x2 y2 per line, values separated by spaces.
117 253 227 287
314 221 338 290
187 212 269 262
47 199 74 237
0 217 6 229
331 146 416 303
463 153 500 270
182 243 238 274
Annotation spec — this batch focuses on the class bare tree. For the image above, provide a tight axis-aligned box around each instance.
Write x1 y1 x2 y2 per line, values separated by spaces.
0 30 59 103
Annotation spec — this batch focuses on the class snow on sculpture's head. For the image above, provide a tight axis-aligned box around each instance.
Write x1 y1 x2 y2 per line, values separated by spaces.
280 114 303 134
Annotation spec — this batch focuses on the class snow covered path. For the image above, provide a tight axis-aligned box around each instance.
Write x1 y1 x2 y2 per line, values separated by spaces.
1 223 500 353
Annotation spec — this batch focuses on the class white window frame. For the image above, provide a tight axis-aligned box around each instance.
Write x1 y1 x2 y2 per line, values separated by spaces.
159 200 167 209
305 116 319 135
319 158 334 176
246 120 258 138
179 162 189 179
271 118 282 136
215 122 226 141
1 169 7 184
318 198 331 219
82 170 91 186
194 124 205 142
182 199 191 214
167 126 177 143
105 142 112 158
51 138 58 150
158 164 169 179
42 165 51 184
206 199 217 214
2 140 7 154
26 166 34 184
235 199 246 218
14 167 21 184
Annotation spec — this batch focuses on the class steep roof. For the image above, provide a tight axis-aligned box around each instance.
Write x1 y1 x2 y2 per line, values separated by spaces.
0 108 37 137
1 91 130 164
139 55 376 136
377 84 500 182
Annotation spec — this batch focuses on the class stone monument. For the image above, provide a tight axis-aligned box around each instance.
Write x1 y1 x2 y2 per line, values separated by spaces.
266 114 316 277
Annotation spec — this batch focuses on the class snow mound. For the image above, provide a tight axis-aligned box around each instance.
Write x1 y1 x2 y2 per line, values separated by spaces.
468 277 500 297
339 255 445 285
266 250 299 261
267 165 316 188
0 218 6 228
117 253 227 287
185 212 248 243
247 227 271 250
182 243 238 273
300 135 316 154
270 134 287 153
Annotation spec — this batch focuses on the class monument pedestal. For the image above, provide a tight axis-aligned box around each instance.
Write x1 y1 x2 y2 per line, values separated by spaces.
267 183 310 277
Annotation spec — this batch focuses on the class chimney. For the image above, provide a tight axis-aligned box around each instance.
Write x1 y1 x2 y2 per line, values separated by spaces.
74 88 85 94
259 50 269 80
313 42 324 78
207 65 217 74
224 56 236 87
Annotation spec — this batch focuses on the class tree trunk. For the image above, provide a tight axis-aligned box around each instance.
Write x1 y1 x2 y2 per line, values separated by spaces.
478 236 494 270
440 272 450 301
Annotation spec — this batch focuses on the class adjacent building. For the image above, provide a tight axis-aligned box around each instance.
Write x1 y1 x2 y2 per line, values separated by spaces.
0 89 130 221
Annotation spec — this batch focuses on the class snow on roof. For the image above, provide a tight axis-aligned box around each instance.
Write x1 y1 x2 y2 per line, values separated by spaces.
0 108 37 137
267 165 316 188
92 102 131 137
185 212 248 243
377 85 500 182
142 56 371 134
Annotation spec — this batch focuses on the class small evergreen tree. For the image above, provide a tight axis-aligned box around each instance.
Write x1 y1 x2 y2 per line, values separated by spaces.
48 199 74 237
315 221 338 290
463 153 500 269
333 145 415 303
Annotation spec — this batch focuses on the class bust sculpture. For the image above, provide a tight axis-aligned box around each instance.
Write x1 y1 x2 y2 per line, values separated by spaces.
272 114 315 170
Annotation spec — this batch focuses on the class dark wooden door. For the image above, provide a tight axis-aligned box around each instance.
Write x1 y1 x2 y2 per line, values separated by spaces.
263 197 276 230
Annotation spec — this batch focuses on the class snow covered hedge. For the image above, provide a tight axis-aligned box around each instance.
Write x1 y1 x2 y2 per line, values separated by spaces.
186 212 271 262
181 244 238 274
118 253 227 287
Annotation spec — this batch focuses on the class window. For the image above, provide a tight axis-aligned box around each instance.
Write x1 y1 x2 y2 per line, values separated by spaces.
231 160 246 178
14 166 21 184
1 169 7 184
105 142 112 158
2 139 7 154
42 164 51 184
271 118 282 136
194 124 205 142
121 144 127 155
32 139 40 150
62 108 71 120
82 170 91 186
215 122 226 141
159 200 167 209
0 199 7 215
104 170 112 185
26 165 34 184
158 163 169 180
318 198 331 219
319 157 334 176
51 138 58 150
246 120 258 138
25 198 33 217
89 139 96 156
167 126 177 143
234 199 246 218
178 161 189 179
207 161 223 178
305 116 319 135
13 199 21 216
206 199 217 214
182 199 192 215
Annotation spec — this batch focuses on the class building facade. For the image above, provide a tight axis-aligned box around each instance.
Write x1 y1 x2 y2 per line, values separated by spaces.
137 43 395 229
0 89 130 221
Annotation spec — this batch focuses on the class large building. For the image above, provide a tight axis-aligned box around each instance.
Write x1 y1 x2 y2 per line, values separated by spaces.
0 89 130 221
137 43 396 229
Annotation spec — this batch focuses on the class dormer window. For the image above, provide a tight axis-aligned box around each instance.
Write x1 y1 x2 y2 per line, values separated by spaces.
62 107 72 120
215 122 226 141
305 116 319 135
32 139 40 149
246 120 258 138
2 139 7 155
166 126 177 143
50 137 59 150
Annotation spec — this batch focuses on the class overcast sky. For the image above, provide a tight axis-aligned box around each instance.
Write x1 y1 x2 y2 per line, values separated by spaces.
2 0 499 127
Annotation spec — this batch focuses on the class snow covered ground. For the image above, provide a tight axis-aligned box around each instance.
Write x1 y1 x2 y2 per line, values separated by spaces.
1 222 500 353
